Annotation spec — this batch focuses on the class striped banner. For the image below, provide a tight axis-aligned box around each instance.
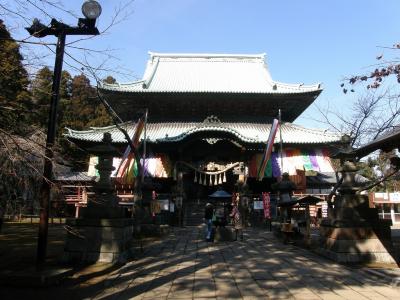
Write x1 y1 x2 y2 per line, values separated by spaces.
248 148 334 178
116 117 145 181
257 119 279 181
262 192 271 219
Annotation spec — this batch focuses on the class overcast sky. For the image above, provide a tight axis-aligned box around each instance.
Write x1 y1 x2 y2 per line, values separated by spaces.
8 0 400 129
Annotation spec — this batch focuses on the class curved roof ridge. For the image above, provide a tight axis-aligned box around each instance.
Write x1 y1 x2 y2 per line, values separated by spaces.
65 121 342 145
148 51 267 60
273 81 322 91
99 80 145 89
142 56 160 89
158 127 256 143
284 122 340 136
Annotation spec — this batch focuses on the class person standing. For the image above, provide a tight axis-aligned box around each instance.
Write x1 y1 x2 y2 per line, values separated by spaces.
204 203 214 242
273 172 297 222
230 194 243 241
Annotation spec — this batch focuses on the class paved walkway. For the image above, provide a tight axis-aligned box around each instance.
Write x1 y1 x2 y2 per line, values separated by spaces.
91 227 400 300
2 226 400 299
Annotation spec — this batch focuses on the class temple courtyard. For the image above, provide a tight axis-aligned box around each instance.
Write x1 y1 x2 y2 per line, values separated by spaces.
1 224 400 299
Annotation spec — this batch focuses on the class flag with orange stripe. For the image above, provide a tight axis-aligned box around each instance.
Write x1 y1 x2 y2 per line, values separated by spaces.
116 117 145 182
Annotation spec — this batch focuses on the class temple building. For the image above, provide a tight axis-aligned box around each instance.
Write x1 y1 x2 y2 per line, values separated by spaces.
65 52 342 202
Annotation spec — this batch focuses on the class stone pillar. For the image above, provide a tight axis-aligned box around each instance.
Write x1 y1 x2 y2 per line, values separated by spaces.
318 161 395 264
64 133 134 264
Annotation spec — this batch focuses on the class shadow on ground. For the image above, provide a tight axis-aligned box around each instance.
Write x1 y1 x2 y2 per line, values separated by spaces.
1 223 400 299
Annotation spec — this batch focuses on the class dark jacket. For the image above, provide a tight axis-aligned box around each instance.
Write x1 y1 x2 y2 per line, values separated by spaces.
204 204 214 220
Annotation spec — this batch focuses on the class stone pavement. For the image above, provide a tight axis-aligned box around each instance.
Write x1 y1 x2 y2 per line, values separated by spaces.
2 226 400 299
89 226 400 300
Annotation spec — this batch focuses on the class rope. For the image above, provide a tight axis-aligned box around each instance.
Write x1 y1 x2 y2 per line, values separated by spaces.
175 161 240 175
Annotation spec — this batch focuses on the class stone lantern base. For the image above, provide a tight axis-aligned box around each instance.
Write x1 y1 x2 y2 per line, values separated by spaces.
318 224 396 264
63 218 134 264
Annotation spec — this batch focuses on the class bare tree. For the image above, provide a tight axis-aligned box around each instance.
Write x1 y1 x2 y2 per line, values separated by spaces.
0 0 136 215
316 89 400 148
308 42 400 200
1 0 136 80
311 40 400 148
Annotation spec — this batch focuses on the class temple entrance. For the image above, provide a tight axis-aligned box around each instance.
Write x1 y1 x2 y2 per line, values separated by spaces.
176 135 248 198
171 137 243 227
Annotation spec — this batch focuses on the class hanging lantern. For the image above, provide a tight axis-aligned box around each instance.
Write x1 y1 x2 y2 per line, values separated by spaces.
218 173 222 184
202 174 206 185
223 172 227 183
194 171 197 183
213 174 217 185
208 175 212 186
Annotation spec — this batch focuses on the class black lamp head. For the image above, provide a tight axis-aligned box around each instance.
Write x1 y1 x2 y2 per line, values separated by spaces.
26 18 51 38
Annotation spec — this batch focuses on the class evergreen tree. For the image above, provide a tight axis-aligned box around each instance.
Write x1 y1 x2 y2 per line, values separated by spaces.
0 20 32 134
59 73 112 169
60 70 73 100
62 73 111 129
31 67 73 128
31 67 52 127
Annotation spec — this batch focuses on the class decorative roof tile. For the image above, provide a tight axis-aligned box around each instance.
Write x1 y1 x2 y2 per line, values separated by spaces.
100 52 322 94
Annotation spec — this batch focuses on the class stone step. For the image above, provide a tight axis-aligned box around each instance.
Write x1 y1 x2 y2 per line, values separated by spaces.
184 204 206 226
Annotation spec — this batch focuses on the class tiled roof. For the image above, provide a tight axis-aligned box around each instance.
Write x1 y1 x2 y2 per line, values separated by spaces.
99 52 322 94
65 121 341 145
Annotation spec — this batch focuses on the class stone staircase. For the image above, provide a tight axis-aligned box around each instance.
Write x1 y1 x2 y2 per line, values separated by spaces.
184 201 206 226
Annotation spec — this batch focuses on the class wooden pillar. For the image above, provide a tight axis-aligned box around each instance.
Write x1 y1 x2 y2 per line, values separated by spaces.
305 204 311 246
75 204 80 218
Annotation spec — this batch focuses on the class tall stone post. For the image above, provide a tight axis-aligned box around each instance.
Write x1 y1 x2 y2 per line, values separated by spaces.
82 133 123 219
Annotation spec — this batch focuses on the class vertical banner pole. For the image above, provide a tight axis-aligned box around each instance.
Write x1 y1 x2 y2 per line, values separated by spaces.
279 109 284 174
141 108 148 184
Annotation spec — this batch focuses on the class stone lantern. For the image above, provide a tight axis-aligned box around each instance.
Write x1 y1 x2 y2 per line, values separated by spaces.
82 132 123 219
330 160 369 227
318 155 395 264
64 133 134 264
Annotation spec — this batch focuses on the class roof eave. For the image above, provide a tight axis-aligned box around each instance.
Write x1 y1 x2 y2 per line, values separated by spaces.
99 86 323 95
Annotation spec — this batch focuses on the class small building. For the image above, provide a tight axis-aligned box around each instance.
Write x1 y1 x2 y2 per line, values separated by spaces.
370 192 400 224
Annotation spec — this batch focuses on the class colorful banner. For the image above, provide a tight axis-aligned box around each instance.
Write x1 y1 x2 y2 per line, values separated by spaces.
88 154 171 185
258 119 279 181
301 149 314 171
87 156 99 176
271 152 282 178
316 149 335 172
115 117 145 180
262 192 271 219
249 148 334 178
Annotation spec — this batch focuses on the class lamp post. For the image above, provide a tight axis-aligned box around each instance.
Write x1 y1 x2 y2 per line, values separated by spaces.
26 0 102 267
